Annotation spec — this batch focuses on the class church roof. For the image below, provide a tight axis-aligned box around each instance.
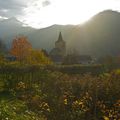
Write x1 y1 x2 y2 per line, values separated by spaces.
50 48 61 55
56 32 64 42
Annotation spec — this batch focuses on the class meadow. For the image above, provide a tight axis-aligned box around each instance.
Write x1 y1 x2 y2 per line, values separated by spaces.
0 63 119 120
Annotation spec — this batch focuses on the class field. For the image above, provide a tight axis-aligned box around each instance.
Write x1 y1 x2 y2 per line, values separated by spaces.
0 64 120 120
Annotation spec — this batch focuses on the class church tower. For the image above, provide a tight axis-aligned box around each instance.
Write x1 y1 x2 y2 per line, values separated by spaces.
55 32 66 56
49 32 66 63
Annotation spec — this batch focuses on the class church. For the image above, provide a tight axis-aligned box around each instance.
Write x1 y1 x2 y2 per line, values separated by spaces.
49 32 93 64
49 32 66 63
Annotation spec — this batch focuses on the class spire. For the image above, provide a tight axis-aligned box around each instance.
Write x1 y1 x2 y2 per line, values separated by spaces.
57 32 63 42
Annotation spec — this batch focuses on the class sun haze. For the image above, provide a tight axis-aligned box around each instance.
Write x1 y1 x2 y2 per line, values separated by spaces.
0 0 120 28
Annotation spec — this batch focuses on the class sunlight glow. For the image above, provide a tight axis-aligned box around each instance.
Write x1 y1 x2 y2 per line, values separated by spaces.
18 0 120 28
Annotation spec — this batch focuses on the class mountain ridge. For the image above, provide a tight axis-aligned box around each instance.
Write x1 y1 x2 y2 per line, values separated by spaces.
0 10 120 57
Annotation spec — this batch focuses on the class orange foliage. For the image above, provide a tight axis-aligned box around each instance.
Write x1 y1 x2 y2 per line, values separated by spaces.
10 36 32 61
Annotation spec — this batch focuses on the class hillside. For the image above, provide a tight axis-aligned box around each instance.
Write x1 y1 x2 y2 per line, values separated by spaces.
0 10 120 57
0 17 35 48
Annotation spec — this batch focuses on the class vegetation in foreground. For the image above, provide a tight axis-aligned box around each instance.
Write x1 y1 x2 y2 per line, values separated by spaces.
0 64 119 120
0 36 119 120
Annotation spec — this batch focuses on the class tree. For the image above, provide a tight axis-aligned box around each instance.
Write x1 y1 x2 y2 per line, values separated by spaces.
0 52 5 63
0 38 6 54
41 49 49 57
0 39 7 63
25 49 52 65
10 36 32 61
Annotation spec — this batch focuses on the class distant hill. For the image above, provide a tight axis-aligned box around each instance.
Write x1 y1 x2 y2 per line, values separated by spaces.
0 10 120 57
80 10 120 57
0 17 35 48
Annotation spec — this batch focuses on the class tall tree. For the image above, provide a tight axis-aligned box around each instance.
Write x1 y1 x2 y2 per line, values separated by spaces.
10 36 32 61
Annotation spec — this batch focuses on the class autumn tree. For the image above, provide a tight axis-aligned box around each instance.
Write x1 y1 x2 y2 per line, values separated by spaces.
10 36 32 61
25 49 52 65
41 49 49 57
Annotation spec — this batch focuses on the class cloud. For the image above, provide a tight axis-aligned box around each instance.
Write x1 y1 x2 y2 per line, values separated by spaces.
42 0 51 7
0 0 120 28
0 0 50 18
0 0 27 17
0 16 8 19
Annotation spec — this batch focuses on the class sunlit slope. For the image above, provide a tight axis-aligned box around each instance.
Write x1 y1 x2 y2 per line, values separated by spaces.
0 10 120 57
29 10 120 56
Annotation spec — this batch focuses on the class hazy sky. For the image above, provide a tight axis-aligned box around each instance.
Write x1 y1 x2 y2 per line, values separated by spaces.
0 0 120 28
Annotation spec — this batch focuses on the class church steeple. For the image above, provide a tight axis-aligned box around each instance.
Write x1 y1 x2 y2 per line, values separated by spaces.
49 32 66 63
54 32 66 56
57 32 63 42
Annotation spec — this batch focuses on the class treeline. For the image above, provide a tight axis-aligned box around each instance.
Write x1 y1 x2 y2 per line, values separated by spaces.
46 64 120 75
0 36 52 65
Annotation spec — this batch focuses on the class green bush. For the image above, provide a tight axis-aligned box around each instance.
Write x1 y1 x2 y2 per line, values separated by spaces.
0 100 46 120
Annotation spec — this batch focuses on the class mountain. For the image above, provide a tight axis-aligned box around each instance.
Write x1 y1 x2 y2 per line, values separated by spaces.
29 10 120 57
0 10 120 57
80 10 120 56
0 17 35 48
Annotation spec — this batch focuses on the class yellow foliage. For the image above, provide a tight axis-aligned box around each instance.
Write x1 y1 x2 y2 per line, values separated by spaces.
64 98 68 105
10 36 52 65
103 116 110 120
25 49 52 65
